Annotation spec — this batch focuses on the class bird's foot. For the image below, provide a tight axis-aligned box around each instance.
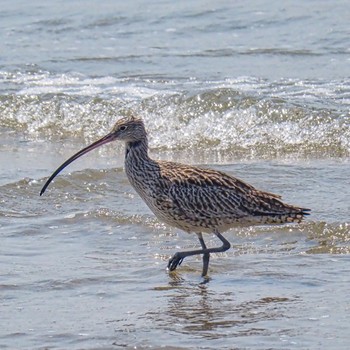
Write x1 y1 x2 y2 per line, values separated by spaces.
167 252 184 271
199 276 210 285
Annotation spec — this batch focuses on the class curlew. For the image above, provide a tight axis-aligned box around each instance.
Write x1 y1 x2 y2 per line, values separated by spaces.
40 116 310 277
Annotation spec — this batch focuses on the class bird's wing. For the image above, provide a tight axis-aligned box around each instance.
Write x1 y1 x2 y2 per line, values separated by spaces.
158 163 292 221
167 181 248 221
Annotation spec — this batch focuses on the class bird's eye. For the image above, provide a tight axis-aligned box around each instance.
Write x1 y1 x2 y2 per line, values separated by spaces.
119 125 127 131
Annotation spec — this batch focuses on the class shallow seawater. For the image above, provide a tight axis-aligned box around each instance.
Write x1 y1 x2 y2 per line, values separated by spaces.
1 1 350 349
2 146 349 349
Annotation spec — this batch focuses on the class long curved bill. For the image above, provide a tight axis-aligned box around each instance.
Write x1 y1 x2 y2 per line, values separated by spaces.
40 132 116 196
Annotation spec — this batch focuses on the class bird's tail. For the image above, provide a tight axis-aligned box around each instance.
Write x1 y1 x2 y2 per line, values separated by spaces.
257 207 311 225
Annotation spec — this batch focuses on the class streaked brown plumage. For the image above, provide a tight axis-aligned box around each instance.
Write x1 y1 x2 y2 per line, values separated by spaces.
40 116 310 277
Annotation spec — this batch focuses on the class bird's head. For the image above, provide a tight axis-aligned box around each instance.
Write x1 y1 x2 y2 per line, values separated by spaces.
110 116 147 143
40 115 146 196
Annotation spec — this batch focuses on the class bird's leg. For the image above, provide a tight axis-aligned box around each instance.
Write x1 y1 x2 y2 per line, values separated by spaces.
167 230 231 274
197 233 210 277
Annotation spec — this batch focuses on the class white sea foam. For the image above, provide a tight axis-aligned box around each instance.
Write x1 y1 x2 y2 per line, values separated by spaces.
1 72 349 158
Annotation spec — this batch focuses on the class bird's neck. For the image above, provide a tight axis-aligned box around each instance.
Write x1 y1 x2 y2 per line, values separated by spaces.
125 138 150 162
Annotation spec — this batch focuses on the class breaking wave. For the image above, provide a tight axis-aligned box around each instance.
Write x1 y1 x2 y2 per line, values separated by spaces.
1 71 349 158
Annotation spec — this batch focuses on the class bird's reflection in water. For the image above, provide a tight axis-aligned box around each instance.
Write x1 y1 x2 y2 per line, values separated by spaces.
151 273 299 340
